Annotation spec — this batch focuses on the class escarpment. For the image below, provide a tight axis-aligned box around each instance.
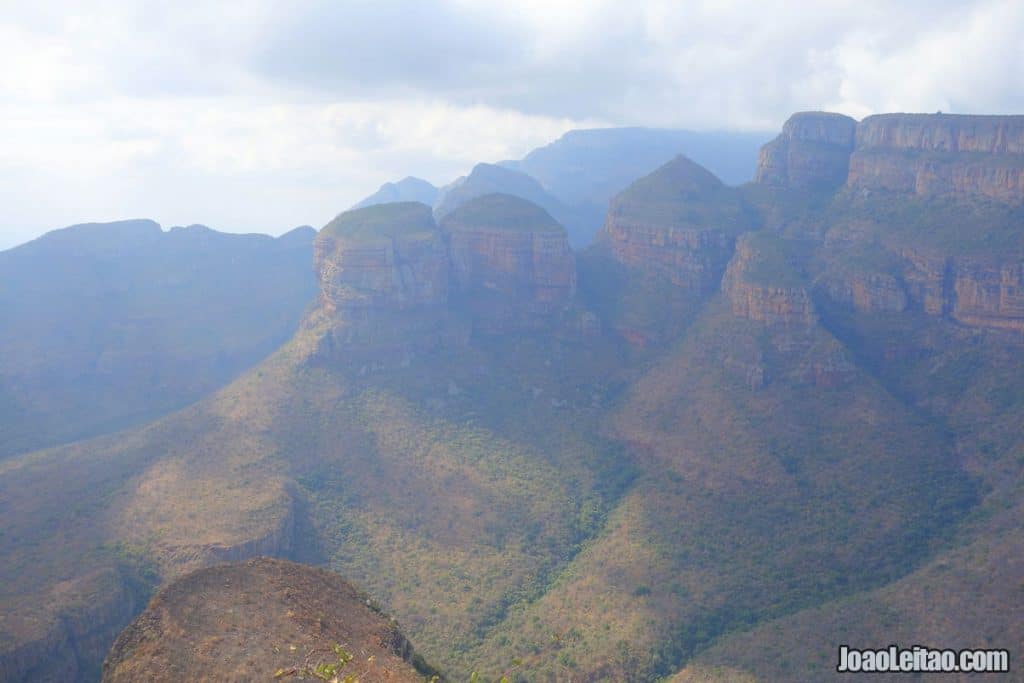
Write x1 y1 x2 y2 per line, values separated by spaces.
758 112 1024 203
755 111 857 190
102 558 430 683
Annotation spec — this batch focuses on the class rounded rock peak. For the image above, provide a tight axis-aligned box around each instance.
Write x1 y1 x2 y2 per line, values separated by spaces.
440 192 565 234
321 201 437 242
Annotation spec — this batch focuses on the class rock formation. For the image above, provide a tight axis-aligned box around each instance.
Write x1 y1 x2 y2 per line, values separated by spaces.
755 112 857 190
722 234 816 327
312 195 579 358
442 193 575 306
102 558 430 683
315 202 449 311
758 112 1024 203
603 155 751 293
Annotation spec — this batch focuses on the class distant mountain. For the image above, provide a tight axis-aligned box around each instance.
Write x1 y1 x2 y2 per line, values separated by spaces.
433 163 560 218
359 127 768 248
503 126 769 206
351 176 438 210
432 163 597 247
0 219 317 459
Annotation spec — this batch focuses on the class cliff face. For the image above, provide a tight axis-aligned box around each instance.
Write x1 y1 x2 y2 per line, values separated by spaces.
315 203 449 312
758 112 1024 203
605 219 734 293
445 226 576 307
755 112 857 190
820 271 909 314
900 249 1024 333
603 155 751 294
855 114 1024 154
312 196 579 357
441 193 577 331
722 235 817 327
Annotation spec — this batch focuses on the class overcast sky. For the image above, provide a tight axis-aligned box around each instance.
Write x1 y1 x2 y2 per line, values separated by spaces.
1 0 1021 248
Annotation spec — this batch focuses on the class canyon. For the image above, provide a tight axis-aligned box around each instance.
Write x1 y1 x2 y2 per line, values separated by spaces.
1 111 1022 683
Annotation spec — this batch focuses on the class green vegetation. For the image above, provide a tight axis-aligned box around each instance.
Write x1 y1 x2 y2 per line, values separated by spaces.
3 149 1023 683
441 193 565 233
612 156 756 234
321 202 437 241
734 232 812 287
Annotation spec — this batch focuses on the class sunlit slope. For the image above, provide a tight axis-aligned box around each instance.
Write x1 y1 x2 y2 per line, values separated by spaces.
463 291 975 680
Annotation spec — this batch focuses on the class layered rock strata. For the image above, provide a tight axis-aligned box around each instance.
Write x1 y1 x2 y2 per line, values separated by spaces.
722 236 817 327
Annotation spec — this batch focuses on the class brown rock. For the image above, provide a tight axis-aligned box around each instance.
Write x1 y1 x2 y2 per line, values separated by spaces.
102 558 430 683
441 193 577 330
314 202 448 312
603 155 750 293
722 235 816 326
848 114 1024 202
821 271 908 313
755 112 857 190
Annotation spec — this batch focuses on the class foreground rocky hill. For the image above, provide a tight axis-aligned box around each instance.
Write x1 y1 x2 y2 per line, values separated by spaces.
102 558 432 682
1 110 1022 682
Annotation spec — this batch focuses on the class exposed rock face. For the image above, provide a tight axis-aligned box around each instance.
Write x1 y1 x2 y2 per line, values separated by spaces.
313 196 578 357
847 148 1024 201
441 194 577 328
755 112 857 190
855 113 1024 154
311 202 464 367
899 249 1024 333
758 112 1024 202
102 558 429 683
606 221 735 292
315 202 448 312
820 271 909 314
603 155 750 293
723 236 817 326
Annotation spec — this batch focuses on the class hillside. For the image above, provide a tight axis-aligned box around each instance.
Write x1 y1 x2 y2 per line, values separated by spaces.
101 558 433 682
0 220 317 459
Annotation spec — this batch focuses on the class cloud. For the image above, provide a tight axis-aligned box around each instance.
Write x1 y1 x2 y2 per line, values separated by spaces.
0 0 1020 247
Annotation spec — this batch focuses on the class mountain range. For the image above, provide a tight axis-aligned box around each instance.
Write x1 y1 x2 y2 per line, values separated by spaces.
0 113 1021 682
352 127 768 247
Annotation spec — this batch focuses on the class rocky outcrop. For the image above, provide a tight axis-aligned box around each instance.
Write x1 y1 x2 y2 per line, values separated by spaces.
755 112 857 190
899 249 1024 333
102 558 430 683
855 114 1024 154
723 236 816 326
758 112 1024 202
605 220 735 293
820 271 909 314
315 202 448 312
441 194 577 331
847 147 1024 201
603 155 751 293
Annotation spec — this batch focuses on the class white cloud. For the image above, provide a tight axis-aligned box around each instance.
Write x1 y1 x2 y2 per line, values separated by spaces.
0 0 1020 248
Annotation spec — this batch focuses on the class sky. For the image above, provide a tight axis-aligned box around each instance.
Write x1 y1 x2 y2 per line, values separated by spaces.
1 0 1022 249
